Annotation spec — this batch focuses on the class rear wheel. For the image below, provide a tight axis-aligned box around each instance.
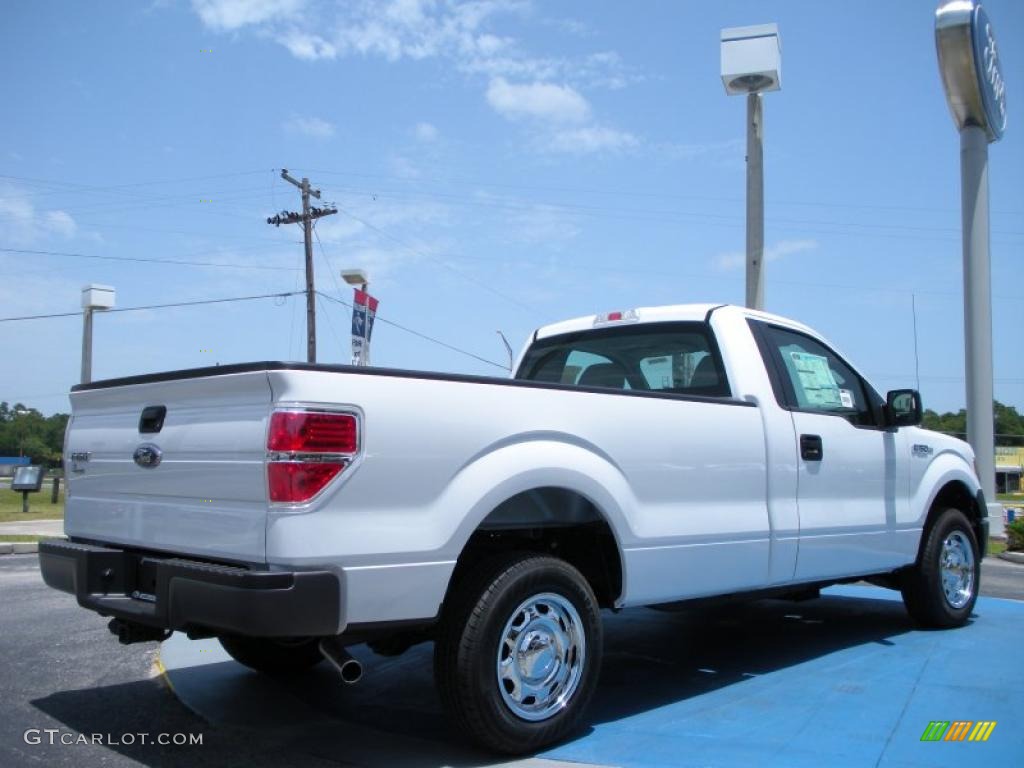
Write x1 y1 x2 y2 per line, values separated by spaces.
218 635 324 675
434 553 602 754
901 507 980 628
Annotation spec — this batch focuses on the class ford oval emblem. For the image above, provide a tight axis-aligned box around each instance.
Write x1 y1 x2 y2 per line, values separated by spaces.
133 443 163 469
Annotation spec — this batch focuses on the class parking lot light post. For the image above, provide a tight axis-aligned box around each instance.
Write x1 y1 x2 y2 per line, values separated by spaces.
721 23 782 311
80 284 115 385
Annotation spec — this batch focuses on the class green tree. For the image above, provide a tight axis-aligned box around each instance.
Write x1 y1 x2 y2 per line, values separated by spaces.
922 401 1023 446
0 402 70 466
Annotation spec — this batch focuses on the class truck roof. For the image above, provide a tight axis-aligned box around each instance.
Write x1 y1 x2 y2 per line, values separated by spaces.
533 303 819 340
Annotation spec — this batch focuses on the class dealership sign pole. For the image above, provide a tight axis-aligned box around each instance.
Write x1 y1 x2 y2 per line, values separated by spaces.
936 1 1007 529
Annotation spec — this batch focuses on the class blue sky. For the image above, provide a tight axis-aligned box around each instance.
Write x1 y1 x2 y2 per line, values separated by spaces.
1 0 1021 416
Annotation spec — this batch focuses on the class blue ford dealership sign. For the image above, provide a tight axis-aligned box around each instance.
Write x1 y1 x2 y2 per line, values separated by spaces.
971 4 1006 140
936 1 1008 142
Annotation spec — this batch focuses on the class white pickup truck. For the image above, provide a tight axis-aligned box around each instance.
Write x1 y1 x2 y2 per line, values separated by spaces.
40 303 990 753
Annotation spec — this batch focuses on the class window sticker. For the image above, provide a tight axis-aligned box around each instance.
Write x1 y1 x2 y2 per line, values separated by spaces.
839 389 855 409
789 351 842 408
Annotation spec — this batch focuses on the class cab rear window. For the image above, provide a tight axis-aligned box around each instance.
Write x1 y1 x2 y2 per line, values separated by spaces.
516 322 730 397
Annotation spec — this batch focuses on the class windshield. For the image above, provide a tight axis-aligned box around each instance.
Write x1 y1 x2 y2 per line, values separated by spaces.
516 322 730 397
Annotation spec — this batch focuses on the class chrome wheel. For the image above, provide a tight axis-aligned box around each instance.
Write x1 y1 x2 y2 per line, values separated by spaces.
496 592 586 722
940 530 975 609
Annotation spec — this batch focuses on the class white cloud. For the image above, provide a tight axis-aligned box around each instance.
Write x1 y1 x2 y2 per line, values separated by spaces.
191 0 303 31
485 78 590 124
190 1 631 89
547 125 638 154
192 0 638 154
714 239 818 272
508 204 581 245
278 30 337 60
45 211 77 238
413 121 438 142
387 154 422 179
284 115 335 138
475 33 510 56
0 184 80 245
660 138 745 163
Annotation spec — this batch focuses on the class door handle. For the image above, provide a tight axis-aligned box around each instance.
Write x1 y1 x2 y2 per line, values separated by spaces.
800 434 823 461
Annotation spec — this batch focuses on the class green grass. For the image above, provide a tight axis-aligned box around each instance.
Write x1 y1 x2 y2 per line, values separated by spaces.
0 487 65 523
0 534 52 543
997 493 1023 504
989 538 1007 556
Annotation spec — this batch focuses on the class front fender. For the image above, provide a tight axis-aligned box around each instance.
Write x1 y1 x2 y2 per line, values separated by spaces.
913 449 982 527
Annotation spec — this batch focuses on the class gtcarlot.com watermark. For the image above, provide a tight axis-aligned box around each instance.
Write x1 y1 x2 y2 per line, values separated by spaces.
24 729 202 746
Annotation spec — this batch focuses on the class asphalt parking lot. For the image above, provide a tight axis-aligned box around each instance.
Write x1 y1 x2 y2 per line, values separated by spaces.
2 553 1022 768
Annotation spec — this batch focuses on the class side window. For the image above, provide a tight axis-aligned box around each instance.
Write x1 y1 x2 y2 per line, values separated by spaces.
763 325 876 426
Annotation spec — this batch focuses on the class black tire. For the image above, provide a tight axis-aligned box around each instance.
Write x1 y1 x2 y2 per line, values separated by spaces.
218 635 324 675
901 507 980 628
434 553 603 754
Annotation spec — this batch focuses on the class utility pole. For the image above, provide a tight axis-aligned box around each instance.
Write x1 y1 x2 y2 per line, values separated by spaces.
267 169 337 363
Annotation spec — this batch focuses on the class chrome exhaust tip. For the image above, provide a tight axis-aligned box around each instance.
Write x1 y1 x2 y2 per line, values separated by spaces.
319 636 363 684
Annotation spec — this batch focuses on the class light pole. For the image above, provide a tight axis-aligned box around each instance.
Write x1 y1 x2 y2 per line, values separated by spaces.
721 24 782 311
14 408 31 458
341 269 371 366
80 284 115 384
936 1 1007 533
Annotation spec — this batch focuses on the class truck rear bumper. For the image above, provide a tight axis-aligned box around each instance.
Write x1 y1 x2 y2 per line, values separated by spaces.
39 539 342 637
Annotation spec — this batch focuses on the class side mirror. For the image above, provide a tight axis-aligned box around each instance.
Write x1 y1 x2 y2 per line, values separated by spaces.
886 389 922 427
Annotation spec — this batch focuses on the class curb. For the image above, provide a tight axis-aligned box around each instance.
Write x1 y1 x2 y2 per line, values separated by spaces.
0 542 37 555
0 536 65 555
998 551 1024 565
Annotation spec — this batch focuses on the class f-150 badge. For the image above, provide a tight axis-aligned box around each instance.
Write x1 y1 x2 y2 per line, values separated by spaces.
70 451 90 473
912 444 934 458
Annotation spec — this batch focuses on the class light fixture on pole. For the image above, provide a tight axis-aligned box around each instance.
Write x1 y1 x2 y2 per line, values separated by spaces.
80 284 115 384
721 23 782 311
936 0 1007 535
340 269 369 293
341 269 375 366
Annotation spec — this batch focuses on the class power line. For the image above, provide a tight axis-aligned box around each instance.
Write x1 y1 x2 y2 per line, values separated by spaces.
0 186 274 220
319 183 1024 243
332 203 537 315
312 221 350 307
0 169 269 195
295 166 1024 219
315 292 346 360
870 373 1024 383
315 291 508 371
7 167 1022 219
0 291 305 323
0 247 302 271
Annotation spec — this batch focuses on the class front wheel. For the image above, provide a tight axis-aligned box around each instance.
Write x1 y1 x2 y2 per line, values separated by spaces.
434 553 603 754
901 507 980 628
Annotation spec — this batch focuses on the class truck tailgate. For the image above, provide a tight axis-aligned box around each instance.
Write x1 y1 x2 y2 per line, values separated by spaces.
64 370 272 564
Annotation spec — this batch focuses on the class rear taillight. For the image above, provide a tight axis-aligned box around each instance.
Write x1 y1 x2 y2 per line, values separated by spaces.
268 411 358 453
266 410 359 504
